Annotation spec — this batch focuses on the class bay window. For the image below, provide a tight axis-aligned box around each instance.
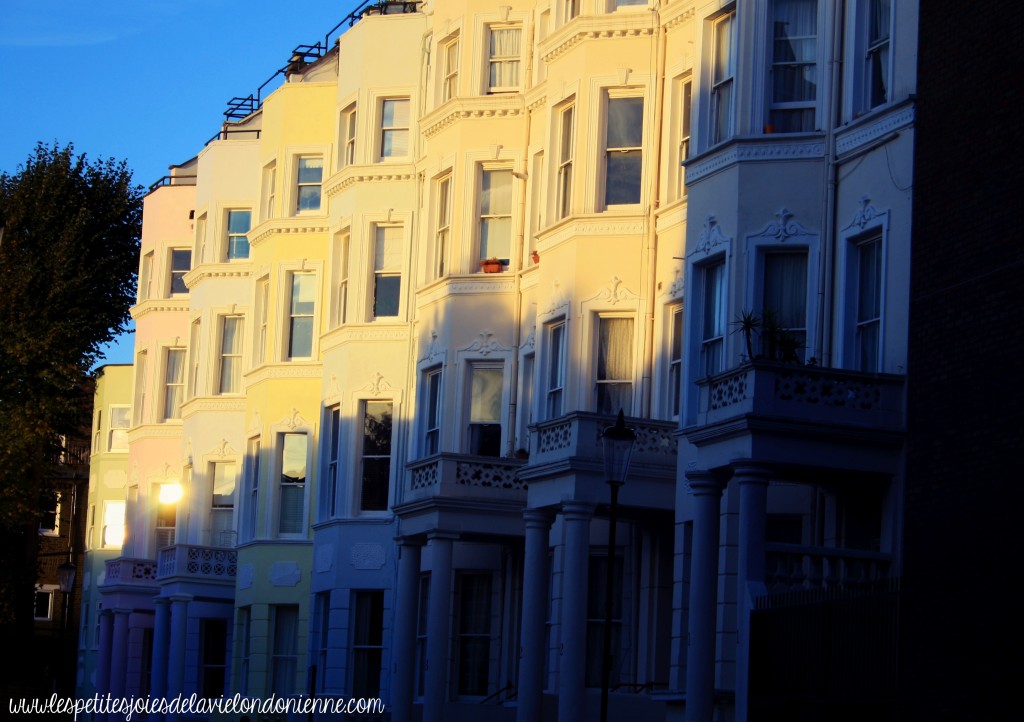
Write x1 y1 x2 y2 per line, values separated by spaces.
218 315 243 393
380 99 410 159
762 251 808 361
487 26 521 92
360 401 393 512
467 363 503 456
295 156 323 213
770 0 818 132
278 433 306 535
604 96 644 206
479 169 512 264
546 321 566 419
711 12 736 144
288 272 315 359
373 225 403 318
595 317 634 415
700 261 726 376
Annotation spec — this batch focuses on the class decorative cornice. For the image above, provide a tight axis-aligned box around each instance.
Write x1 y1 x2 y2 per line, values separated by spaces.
662 5 697 31
184 265 252 286
749 208 816 243
323 324 411 347
124 424 184 442
836 103 915 157
180 397 247 418
420 96 525 139
324 168 417 198
686 138 826 185
130 299 189 320
537 215 647 251
540 15 656 64
244 363 323 386
250 221 330 247
414 276 516 306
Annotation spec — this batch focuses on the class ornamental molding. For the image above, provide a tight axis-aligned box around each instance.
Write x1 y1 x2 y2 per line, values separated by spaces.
664 266 685 300
421 96 525 139
693 214 732 256
329 325 411 345
414 276 516 305
538 216 647 249
843 195 885 231
130 299 189 320
248 410 262 436
279 408 308 430
125 424 184 441
686 139 826 184
250 221 330 247
325 169 417 197
542 279 571 319
180 397 247 417
245 363 323 385
461 330 510 356
419 330 446 364
359 371 395 397
749 208 816 243
206 438 237 459
525 91 547 113
183 266 252 285
540 16 656 64
522 324 536 352
583 275 638 307
662 5 696 31
836 104 915 156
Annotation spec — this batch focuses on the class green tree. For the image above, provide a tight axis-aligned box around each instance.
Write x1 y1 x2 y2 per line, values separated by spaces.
0 143 143 639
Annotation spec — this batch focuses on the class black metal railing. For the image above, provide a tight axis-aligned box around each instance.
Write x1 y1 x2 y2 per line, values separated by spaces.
147 174 198 192
223 1 421 120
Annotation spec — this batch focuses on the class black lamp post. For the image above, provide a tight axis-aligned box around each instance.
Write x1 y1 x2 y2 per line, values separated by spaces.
600 410 636 722
56 559 77 696
57 559 77 631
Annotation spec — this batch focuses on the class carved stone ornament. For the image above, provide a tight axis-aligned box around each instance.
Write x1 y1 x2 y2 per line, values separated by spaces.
752 208 816 242
361 371 395 397
846 195 882 231
695 214 732 255
462 330 509 356
208 438 237 459
281 408 307 430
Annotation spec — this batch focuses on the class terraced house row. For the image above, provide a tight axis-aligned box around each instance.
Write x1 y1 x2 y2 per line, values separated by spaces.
77 0 918 720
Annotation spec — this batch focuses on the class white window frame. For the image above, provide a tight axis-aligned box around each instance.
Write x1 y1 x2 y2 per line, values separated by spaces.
341 104 357 167
372 225 404 319
486 25 522 94
262 162 277 221
667 303 684 420
422 367 443 456
358 399 394 513
768 0 819 133
139 251 154 302
545 320 567 420
217 315 244 394
556 101 575 220
242 437 262 541
594 315 636 416
101 499 126 549
39 492 61 536
225 209 252 261
837 209 889 372
379 98 411 160
255 276 269 365
434 174 453 279
698 259 727 376
209 461 237 547
34 586 57 621
602 92 645 208
295 155 323 214
168 248 191 297
478 167 514 266
277 432 308 537
287 271 317 360
710 10 737 146
162 347 186 421
863 0 891 111
677 74 692 199
442 33 460 102
465 362 505 457
324 405 341 519
333 231 351 327
108 405 130 452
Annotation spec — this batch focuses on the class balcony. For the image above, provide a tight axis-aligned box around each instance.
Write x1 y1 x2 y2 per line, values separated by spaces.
103 558 158 587
694 361 906 432
532 411 677 465
405 453 527 505
157 544 237 582
764 542 892 592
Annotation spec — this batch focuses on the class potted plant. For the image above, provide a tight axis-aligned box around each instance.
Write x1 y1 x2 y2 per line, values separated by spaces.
480 257 503 273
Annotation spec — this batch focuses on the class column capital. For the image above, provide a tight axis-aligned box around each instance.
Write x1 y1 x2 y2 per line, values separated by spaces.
168 593 193 604
426 530 460 542
523 508 554 528
685 469 725 496
560 500 596 520
153 596 171 607
730 460 773 485
394 535 425 547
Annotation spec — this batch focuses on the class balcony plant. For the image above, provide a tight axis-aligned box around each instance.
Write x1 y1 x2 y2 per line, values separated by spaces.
480 257 503 273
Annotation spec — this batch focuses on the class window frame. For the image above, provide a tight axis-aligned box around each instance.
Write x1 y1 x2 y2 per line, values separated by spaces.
295 156 324 214
162 347 186 421
698 259 727 377
241 437 262 542
602 93 645 208
556 101 575 220
217 315 244 394
372 224 404 319
325 405 342 518
477 166 514 266
442 33 460 102
545 320 567 420
710 10 737 146
350 590 386 698
379 98 411 160
168 248 191 296
101 499 126 549
434 174 453 279
341 104 358 167
594 315 636 416
359 399 394 513
768 0 819 133
108 405 130 452
225 209 252 261
209 460 237 547
287 271 317 360
465 361 505 457
667 303 684 420
277 432 308 537
454 572 495 698
422 367 443 456
486 24 523 94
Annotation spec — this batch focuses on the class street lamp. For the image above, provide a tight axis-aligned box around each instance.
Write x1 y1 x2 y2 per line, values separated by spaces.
600 410 636 722
57 560 77 630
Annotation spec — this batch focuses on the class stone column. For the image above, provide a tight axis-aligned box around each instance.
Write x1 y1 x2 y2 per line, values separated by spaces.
108 609 131 699
733 463 771 722
94 609 113 722
684 471 724 722
391 537 423 722
150 597 170 718
557 501 594 722
517 509 553 722
166 594 191 722
423 532 457 722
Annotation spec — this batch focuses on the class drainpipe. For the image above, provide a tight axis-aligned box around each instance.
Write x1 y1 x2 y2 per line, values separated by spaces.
505 15 536 456
639 8 668 418
817 0 845 367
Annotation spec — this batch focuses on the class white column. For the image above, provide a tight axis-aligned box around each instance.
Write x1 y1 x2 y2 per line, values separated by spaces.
734 463 771 722
684 471 724 722
108 609 131 700
517 509 553 722
557 501 594 722
94 609 113 722
391 537 423 722
166 594 191 722
423 532 457 722
150 597 170 718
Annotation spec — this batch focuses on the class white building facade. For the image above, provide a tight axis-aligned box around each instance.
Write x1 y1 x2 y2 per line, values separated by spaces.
85 1 916 721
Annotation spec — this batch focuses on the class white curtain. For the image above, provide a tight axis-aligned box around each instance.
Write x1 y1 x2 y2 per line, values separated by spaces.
164 349 184 419
489 28 521 89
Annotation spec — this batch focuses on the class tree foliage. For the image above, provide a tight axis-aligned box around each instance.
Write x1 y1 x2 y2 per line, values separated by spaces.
0 143 143 629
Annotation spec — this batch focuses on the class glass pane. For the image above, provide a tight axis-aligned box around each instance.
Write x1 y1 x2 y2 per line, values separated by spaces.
212 463 236 507
289 316 313 358
596 382 632 416
361 458 391 511
373 274 401 318
291 274 315 314
364 401 394 455
470 367 503 423
763 252 808 329
480 217 512 261
171 249 192 272
382 99 410 128
381 129 409 157
607 97 644 149
282 434 307 483
228 210 251 234
858 239 882 322
375 226 403 271
481 170 513 214
297 157 323 183
297 186 321 211
598 318 634 381
605 150 642 205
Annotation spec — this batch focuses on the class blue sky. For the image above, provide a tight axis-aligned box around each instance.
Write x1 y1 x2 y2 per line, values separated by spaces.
0 0 362 365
